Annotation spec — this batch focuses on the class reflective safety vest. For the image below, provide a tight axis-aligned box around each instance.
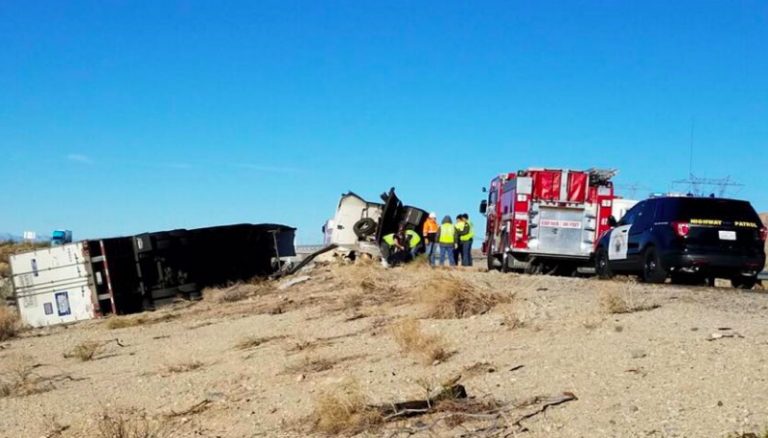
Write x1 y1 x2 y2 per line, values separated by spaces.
438 223 455 244
405 230 421 248
455 221 465 232
382 233 396 246
460 220 474 242
423 218 439 235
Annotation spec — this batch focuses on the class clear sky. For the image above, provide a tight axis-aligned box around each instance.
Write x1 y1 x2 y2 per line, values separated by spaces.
1 1 766 243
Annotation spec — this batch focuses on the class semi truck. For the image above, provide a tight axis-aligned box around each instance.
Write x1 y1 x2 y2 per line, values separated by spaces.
480 168 620 274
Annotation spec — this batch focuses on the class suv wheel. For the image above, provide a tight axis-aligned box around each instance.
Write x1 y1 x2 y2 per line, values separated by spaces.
595 247 613 279
642 247 667 284
731 275 758 290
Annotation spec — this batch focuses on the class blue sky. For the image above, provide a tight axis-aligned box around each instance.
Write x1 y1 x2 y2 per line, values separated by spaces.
1 1 766 243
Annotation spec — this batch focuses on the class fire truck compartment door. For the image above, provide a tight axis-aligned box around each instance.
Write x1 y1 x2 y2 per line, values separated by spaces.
516 177 532 195
534 207 587 256
608 225 631 260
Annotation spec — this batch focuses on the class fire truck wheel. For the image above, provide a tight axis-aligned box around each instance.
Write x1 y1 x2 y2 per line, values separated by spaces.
486 246 501 271
501 253 511 273
642 246 667 284
353 218 377 239
595 247 613 279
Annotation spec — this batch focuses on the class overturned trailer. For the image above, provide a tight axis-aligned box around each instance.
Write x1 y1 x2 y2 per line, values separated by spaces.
10 223 295 327
325 188 428 258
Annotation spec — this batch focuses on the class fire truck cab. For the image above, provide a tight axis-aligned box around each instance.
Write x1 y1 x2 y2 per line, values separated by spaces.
480 168 617 274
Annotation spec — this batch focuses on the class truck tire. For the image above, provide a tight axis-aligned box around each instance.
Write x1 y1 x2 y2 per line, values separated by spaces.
731 275 757 289
500 233 511 273
486 240 501 271
641 246 666 284
595 247 613 279
353 218 377 239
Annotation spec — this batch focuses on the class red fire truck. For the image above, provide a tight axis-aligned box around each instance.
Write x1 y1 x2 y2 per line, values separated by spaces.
480 168 617 274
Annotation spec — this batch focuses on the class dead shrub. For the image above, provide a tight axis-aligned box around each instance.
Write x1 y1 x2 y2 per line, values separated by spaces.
106 316 147 330
422 273 509 319
0 306 20 341
391 318 450 365
64 341 104 361
0 354 51 398
309 379 382 435
600 286 660 314
234 335 284 350
105 313 176 330
95 409 165 438
287 355 337 374
164 360 204 374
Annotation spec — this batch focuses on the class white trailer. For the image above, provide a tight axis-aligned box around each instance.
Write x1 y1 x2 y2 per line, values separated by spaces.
10 243 99 327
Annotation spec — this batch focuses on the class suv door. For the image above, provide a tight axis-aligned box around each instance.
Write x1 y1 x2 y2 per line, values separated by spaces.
607 201 642 270
626 199 658 269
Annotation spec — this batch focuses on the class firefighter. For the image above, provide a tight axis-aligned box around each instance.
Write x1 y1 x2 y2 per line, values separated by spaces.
458 213 474 266
422 212 439 265
435 215 457 266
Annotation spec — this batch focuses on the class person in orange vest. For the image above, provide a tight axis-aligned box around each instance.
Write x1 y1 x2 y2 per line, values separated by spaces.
422 212 439 265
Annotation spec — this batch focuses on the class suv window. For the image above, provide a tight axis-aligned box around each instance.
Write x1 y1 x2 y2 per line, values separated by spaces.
633 199 657 231
619 201 643 226
657 198 761 224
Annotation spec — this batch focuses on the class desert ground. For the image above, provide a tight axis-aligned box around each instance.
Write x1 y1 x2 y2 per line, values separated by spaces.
2 258 768 438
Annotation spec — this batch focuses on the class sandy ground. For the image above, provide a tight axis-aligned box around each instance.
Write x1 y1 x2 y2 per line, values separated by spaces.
2 261 768 438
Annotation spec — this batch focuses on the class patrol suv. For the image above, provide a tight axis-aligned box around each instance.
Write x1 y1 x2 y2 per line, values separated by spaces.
595 196 766 288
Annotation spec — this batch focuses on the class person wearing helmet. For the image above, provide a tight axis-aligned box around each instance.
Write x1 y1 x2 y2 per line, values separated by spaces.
422 212 439 265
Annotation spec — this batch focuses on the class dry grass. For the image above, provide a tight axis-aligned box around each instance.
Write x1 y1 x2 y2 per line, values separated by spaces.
234 335 284 351
95 409 165 438
286 355 338 374
0 305 21 341
391 318 450 365
309 378 382 435
421 272 510 319
204 281 275 304
0 354 51 398
64 341 104 361
599 285 660 314
164 360 204 374
106 316 148 330
105 313 177 330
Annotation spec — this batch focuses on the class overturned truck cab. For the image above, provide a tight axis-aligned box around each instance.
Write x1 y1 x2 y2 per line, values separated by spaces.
326 188 427 258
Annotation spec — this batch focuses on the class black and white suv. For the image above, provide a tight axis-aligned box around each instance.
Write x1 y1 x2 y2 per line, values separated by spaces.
595 196 766 288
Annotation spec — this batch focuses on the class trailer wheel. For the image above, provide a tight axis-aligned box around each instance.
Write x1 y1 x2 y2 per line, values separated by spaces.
353 218 377 239
641 247 666 284
595 247 613 279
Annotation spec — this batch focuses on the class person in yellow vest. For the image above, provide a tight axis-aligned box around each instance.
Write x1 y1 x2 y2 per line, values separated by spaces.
454 214 465 265
404 228 422 259
380 231 405 267
457 213 475 266
435 215 457 266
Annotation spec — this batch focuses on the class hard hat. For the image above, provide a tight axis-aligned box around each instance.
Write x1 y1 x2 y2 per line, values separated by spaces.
429 212 436 218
